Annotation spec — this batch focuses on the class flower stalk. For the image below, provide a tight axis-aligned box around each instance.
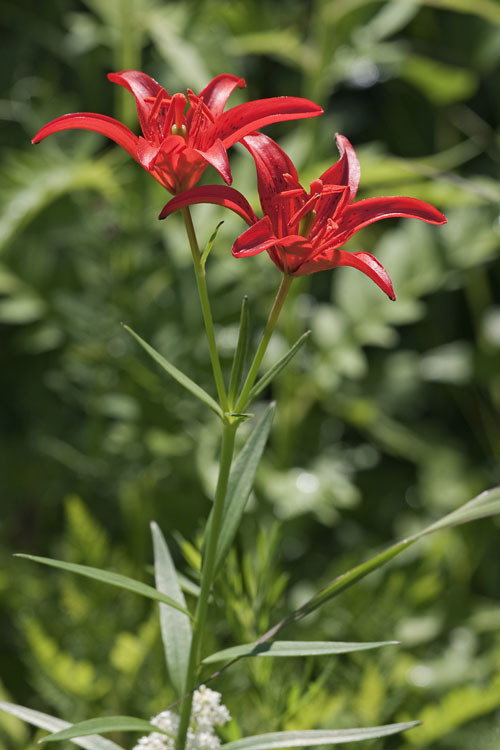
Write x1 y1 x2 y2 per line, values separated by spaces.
175 421 237 750
182 206 229 413
235 274 293 412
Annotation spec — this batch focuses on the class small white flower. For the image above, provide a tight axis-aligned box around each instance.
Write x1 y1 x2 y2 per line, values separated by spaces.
132 687 230 750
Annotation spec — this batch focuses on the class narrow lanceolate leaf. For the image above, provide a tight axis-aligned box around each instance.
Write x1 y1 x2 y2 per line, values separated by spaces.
40 717 170 744
123 325 224 420
15 554 192 618
0 702 124 750
202 639 398 664
211 403 275 574
201 221 224 268
259 486 500 640
219 722 420 750
228 296 250 406
151 522 192 696
244 330 310 408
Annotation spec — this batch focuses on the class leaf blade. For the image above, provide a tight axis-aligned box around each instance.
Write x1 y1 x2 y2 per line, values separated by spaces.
219 722 420 750
15 554 192 618
244 331 310 408
202 639 398 663
261 486 500 638
228 296 249 406
0 702 124 750
40 717 168 744
212 403 275 573
123 325 224 419
151 522 192 696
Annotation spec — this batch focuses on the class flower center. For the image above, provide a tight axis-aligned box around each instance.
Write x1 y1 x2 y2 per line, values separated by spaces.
298 210 316 238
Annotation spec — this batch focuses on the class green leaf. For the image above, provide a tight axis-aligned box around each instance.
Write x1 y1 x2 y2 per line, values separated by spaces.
177 572 200 598
123 325 224 420
151 522 192 696
228 296 249 406
211 403 275 574
401 54 477 105
40 717 169 744
421 0 500 26
202 639 398 664
219 722 420 750
201 221 224 268
0 702 124 750
244 331 310 408
261 486 500 637
15 554 192 618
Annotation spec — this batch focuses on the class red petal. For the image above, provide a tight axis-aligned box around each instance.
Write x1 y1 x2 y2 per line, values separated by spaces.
194 138 232 185
198 74 246 117
320 134 360 199
336 251 396 300
32 112 139 158
159 185 258 225
334 195 447 246
215 97 323 148
242 133 302 220
232 217 277 257
108 70 166 136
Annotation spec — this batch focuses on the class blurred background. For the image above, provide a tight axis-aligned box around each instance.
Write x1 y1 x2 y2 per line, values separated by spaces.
1 1 500 748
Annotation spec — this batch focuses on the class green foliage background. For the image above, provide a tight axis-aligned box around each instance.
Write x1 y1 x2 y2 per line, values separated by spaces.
1 0 500 748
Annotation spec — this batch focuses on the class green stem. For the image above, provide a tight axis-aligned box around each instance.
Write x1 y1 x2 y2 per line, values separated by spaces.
182 206 228 412
176 422 237 750
235 274 294 412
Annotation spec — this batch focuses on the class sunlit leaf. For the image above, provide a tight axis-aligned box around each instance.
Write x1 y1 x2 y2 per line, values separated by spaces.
219 722 420 750
151 522 192 696
202 639 398 663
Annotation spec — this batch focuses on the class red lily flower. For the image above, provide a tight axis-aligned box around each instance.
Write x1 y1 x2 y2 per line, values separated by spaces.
160 133 447 299
32 71 323 194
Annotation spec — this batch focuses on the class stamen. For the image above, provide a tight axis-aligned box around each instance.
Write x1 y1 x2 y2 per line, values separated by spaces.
147 90 169 125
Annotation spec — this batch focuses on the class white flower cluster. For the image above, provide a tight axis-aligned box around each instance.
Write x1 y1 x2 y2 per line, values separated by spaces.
133 686 231 750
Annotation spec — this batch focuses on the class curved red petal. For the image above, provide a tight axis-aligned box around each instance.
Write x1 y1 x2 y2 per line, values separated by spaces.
215 97 323 148
32 112 139 158
232 217 276 257
159 185 258 225
320 134 360 199
242 133 302 222
298 249 395 298
337 251 396 300
334 195 447 246
108 70 166 135
198 74 246 117
194 138 232 185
